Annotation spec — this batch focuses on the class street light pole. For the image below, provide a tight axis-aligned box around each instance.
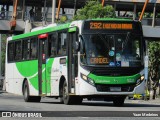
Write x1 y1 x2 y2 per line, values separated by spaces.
52 0 56 23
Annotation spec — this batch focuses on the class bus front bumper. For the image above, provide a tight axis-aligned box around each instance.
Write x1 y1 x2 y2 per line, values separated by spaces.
78 79 145 96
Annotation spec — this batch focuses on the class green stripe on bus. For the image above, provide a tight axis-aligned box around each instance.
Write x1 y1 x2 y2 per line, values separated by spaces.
16 58 54 93
88 73 140 84
16 60 38 77
12 23 70 40
68 27 77 32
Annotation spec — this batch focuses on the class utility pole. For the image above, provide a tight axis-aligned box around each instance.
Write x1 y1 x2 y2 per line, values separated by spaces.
133 3 137 20
73 0 77 17
152 3 156 27
52 0 56 23
43 0 47 26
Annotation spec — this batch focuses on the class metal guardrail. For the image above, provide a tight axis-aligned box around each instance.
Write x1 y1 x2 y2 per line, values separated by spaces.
0 11 12 20
142 18 160 26
0 11 23 20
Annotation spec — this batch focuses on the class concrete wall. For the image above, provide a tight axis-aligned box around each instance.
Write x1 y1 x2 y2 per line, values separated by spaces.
143 26 160 38
0 20 24 31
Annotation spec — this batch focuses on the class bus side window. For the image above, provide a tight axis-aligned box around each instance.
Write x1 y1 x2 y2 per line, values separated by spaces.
15 41 22 61
49 33 57 57
8 42 14 62
23 39 30 60
30 38 37 59
57 32 67 56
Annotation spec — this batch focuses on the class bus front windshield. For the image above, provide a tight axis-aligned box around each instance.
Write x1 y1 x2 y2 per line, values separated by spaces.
80 33 143 67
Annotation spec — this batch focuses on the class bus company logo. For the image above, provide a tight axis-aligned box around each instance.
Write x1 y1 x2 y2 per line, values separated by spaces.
52 68 59 73
114 79 118 83
2 112 11 117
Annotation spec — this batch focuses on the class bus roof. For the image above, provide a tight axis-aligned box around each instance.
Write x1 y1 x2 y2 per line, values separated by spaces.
91 18 133 22
12 23 70 40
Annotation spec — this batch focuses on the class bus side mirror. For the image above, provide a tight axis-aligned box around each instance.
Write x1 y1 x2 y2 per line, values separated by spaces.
79 35 84 53
74 41 80 52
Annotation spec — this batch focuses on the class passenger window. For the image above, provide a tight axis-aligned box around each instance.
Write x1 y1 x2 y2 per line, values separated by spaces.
23 39 30 60
15 41 22 61
8 42 14 62
49 33 57 57
57 32 67 56
30 38 38 59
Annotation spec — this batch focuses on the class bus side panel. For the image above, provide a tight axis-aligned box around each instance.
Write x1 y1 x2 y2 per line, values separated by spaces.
50 57 67 96
5 63 15 94
15 60 39 96
45 58 54 96
78 66 95 95
134 80 145 94
13 63 24 95
6 63 24 95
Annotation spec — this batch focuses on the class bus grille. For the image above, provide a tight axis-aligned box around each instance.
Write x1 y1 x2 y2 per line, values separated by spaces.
95 84 135 92
91 67 142 76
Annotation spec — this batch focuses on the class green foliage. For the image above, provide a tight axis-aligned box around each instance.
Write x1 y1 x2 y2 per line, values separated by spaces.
138 12 153 18
56 15 68 24
73 0 116 20
148 41 160 99
148 42 160 70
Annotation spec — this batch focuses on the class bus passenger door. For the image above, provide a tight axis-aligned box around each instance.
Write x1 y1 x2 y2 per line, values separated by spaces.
68 30 79 94
38 34 48 95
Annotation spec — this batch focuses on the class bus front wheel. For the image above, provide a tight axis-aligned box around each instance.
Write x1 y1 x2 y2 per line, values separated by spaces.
23 81 41 102
62 81 82 105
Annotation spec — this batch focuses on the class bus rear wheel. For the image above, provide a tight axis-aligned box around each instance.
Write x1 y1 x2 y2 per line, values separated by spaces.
23 81 41 102
62 81 82 105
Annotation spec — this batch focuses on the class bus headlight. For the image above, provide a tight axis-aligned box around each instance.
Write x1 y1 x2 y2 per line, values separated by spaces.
136 75 145 86
81 73 95 86
81 74 87 81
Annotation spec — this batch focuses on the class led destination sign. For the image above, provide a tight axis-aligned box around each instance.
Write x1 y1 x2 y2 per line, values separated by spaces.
82 21 142 34
90 22 133 30
90 58 108 64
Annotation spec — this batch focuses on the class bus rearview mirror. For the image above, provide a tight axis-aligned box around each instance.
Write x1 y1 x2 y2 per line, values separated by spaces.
74 41 80 52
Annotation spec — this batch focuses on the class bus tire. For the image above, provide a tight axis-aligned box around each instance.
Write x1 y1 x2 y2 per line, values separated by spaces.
23 81 41 102
59 83 64 104
62 81 74 105
113 96 125 107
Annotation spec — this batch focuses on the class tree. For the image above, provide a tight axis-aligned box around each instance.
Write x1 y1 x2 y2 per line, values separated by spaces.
73 0 116 20
148 41 160 99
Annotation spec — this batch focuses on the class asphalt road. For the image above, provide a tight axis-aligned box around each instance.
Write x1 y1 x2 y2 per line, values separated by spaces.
0 91 160 120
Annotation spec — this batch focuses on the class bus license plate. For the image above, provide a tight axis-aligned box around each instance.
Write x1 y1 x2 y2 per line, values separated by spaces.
110 87 121 92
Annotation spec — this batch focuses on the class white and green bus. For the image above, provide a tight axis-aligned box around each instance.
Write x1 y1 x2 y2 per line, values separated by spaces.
5 18 146 106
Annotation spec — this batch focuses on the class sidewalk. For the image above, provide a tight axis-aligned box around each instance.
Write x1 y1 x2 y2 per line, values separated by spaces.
129 97 160 104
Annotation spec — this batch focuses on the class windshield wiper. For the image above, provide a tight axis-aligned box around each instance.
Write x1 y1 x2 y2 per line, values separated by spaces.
96 32 110 50
122 32 130 51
